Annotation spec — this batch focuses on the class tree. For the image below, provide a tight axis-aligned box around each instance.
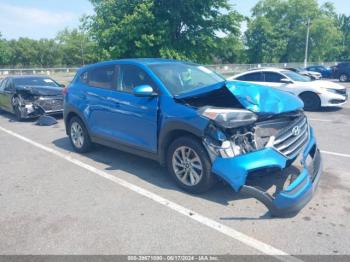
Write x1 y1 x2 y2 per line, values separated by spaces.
56 28 101 66
245 0 342 63
336 14 350 60
85 0 244 63
0 33 12 66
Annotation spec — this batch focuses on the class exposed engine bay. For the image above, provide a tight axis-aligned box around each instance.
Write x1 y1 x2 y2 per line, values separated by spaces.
177 86 307 162
13 86 63 119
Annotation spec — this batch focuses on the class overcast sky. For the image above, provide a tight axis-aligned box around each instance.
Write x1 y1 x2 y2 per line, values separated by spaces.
0 0 349 40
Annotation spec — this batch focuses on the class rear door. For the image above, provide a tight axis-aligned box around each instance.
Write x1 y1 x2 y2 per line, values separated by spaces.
85 63 159 153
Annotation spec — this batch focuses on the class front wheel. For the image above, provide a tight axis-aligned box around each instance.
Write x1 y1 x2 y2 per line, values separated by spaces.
339 74 348 82
68 117 92 153
299 92 321 111
12 97 24 121
166 136 216 194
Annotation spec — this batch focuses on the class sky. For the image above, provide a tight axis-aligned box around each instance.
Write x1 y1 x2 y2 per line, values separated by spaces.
0 0 349 40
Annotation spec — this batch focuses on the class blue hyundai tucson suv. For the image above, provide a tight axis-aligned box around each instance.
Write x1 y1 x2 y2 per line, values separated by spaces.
64 59 323 216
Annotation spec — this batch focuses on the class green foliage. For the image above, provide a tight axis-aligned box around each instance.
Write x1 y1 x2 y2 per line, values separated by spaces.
56 28 102 66
245 0 343 63
336 14 350 60
2 0 350 67
0 33 12 65
85 0 244 63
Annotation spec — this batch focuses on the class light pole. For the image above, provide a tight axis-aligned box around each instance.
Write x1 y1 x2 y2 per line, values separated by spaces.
304 18 311 68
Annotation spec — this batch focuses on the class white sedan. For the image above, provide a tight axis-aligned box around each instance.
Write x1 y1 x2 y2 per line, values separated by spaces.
229 68 348 110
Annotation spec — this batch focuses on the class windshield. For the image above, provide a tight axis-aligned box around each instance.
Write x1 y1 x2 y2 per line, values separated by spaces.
149 63 224 96
281 70 311 82
13 77 60 87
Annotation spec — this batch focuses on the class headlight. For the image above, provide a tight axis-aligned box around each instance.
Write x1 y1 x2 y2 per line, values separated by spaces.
325 88 338 94
199 107 258 129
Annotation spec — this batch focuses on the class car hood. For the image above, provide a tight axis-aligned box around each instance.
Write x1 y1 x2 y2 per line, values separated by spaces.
226 81 303 114
176 80 304 115
312 80 345 90
295 80 345 90
16 85 63 96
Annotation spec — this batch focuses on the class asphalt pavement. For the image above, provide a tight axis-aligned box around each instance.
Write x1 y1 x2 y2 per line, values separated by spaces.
0 84 349 257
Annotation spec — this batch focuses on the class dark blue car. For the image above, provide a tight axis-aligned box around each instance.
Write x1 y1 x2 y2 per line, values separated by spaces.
306 65 333 78
63 59 323 216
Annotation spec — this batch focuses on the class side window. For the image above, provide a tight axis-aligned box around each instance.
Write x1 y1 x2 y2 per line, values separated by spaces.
264 72 284 83
237 72 263 82
88 66 115 89
4 79 13 91
0 79 5 91
80 71 88 84
119 64 155 93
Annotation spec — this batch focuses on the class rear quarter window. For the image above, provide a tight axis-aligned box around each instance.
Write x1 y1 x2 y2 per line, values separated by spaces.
236 72 263 82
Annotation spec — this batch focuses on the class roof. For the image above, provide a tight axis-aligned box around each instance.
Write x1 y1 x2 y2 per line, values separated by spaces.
79 58 191 72
4 75 54 79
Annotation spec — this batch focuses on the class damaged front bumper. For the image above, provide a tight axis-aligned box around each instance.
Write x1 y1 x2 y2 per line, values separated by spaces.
212 127 322 217
17 97 63 119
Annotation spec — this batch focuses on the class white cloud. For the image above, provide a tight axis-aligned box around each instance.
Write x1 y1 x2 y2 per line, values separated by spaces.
0 3 80 39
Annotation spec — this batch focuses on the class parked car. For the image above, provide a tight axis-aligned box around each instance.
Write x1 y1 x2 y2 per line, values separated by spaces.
0 75 64 121
306 65 333 78
285 67 321 80
229 68 348 110
332 62 350 82
64 59 323 216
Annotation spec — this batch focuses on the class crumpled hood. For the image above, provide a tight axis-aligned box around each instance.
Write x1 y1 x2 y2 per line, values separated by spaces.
16 85 63 96
226 81 304 115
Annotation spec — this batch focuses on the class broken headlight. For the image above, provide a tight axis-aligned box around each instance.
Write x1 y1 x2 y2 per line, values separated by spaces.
201 107 259 159
199 107 258 129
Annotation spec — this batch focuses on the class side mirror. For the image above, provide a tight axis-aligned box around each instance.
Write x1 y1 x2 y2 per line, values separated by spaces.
59 84 66 88
133 85 157 97
280 78 293 84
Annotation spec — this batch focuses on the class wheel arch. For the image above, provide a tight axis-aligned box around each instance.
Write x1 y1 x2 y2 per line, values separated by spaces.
64 109 89 136
158 122 206 166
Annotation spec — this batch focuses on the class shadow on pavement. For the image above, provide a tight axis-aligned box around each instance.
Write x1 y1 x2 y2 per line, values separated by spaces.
52 135 303 220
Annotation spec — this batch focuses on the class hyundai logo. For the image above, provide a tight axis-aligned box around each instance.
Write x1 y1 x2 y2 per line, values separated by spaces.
292 126 301 136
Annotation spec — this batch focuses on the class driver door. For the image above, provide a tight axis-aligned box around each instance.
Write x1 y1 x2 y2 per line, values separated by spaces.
260 72 292 92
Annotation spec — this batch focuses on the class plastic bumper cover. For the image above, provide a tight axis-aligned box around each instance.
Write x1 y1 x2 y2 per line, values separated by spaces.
212 128 323 216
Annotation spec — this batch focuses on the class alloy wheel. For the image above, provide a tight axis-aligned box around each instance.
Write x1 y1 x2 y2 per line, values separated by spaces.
340 74 348 82
70 122 85 149
172 146 203 186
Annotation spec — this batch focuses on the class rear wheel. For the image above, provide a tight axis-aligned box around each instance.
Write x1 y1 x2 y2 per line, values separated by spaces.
167 136 216 194
299 92 321 111
339 74 349 82
68 116 92 153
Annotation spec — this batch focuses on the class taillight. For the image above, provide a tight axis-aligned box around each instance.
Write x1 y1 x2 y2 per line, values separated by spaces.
62 86 68 96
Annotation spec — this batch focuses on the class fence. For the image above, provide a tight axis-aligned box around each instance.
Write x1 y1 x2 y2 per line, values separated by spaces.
0 62 338 83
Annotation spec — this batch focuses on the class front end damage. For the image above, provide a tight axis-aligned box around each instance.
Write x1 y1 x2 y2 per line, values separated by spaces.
178 81 323 216
13 87 63 119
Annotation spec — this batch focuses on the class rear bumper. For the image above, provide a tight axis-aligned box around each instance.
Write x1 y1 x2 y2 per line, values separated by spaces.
212 128 323 216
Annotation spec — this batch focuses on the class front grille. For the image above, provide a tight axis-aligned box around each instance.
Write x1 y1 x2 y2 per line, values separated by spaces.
36 98 63 111
273 115 309 159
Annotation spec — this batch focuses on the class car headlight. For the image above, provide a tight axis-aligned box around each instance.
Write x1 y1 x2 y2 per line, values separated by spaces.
325 88 338 94
199 107 258 129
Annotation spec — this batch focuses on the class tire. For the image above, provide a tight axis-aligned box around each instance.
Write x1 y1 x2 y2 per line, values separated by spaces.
166 136 216 194
68 116 93 153
339 74 349 82
299 92 321 111
12 97 24 122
